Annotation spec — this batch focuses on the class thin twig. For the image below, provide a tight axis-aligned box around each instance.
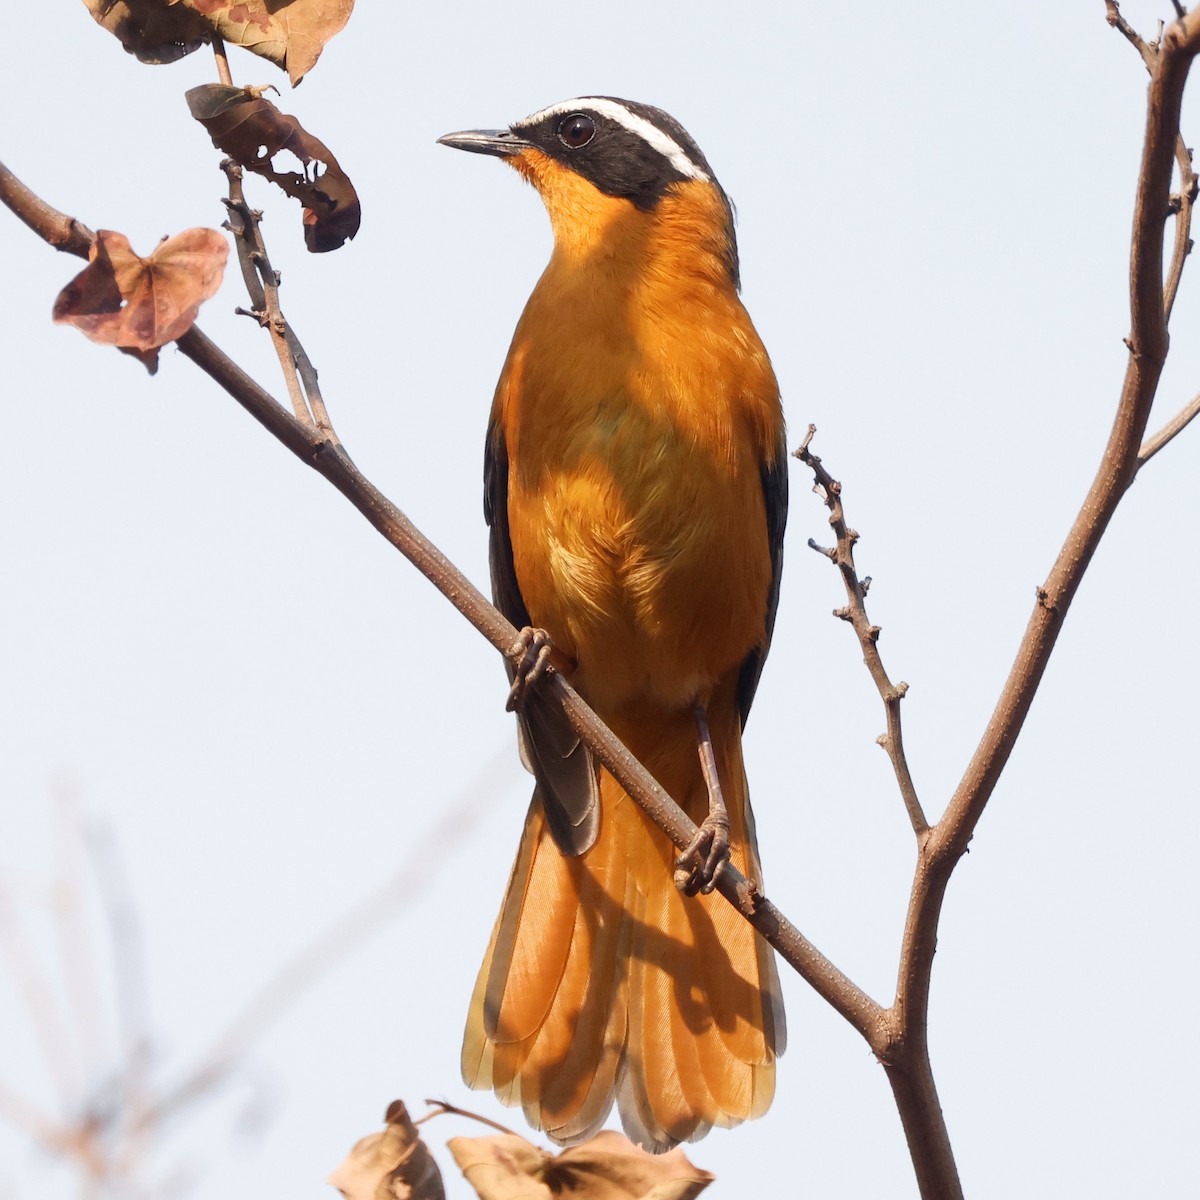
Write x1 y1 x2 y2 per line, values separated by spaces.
222 164 306 423
794 425 926 837
211 37 233 87
221 161 338 438
418 1099 523 1138
1106 0 1157 66
1107 3 1198 323
1162 137 1195 322
1138 388 1200 461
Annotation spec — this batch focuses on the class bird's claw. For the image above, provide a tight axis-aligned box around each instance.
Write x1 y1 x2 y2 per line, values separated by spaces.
506 626 554 712
674 811 731 896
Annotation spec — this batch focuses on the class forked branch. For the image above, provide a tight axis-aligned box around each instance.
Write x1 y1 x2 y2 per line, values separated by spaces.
874 9 1200 1196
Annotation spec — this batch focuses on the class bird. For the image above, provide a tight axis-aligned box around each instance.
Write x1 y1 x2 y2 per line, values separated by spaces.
438 96 787 1151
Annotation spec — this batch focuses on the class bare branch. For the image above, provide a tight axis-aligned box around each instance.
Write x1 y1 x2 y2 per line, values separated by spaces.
907 0 1200 985
873 18 1200 1194
794 426 926 837
0 162 884 1043
222 165 313 426
0 161 93 255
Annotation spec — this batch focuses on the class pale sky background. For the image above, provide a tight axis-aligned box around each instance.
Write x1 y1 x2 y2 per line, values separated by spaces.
2 3 1198 1197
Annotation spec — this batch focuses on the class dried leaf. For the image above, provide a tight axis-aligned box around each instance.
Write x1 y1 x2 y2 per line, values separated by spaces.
186 83 360 252
449 1135 551 1200
82 0 351 82
52 228 228 375
175 0 354 85
82 0 210 65
329 1101 446 1200
448 1131 714 1200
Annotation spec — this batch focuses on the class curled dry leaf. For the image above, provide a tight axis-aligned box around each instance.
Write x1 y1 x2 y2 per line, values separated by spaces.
186 84 360 253
83 0 210 65
328 1100 445 1200
52 228 229 375
175 0 354 85
447 1130 714 1200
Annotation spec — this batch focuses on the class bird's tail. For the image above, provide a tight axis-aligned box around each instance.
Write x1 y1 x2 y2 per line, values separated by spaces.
461 686 785 1148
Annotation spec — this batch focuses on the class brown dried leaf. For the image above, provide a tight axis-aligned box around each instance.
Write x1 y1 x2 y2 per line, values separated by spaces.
185 83 360 252
448 1130 714 1200
52 228 228 375
82 0 210 65
176 0 354 85
329 1101 446 1200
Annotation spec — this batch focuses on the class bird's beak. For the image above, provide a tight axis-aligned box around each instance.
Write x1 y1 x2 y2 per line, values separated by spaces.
437 128 531 158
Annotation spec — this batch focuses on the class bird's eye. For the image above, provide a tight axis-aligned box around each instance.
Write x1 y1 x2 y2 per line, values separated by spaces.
557 114 596 149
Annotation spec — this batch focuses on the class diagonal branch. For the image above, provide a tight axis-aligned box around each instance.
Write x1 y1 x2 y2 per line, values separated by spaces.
173 324 885 1040
0 160 885 1045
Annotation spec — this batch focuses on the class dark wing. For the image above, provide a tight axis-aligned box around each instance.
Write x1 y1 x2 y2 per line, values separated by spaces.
485 417 600 855
737 433 789 727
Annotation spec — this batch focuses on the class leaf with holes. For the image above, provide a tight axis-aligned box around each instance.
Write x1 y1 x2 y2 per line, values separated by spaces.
52 228 228 374
186 84 360 252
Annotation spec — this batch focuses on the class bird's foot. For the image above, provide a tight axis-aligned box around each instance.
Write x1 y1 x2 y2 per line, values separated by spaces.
674 808 731 896
506 626 554 712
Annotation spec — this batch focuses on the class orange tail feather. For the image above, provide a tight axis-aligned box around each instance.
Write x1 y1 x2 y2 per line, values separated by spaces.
462 690 783 1148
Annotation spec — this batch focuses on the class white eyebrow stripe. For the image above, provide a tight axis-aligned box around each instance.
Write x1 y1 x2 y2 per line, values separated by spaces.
517 97 710 182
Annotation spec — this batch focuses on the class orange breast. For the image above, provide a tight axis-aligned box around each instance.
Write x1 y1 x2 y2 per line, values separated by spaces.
494 190 782 714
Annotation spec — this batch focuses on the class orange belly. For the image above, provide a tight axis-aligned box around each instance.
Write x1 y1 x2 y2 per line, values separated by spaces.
507 410 769 711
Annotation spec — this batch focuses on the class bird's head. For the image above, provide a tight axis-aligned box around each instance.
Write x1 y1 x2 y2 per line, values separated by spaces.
438 97 739 287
